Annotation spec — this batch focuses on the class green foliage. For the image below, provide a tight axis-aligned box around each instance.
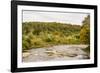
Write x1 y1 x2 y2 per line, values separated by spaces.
22 36 31 50
80 15 90 44
22 22 82 51
30 37 45 48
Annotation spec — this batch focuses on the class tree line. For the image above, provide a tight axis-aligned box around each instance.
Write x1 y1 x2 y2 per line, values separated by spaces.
22 15 90 52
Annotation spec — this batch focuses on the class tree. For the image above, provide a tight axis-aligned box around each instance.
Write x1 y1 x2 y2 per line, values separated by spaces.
80 15 90 44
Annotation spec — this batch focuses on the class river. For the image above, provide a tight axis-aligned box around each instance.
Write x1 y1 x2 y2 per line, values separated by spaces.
22 45 89 62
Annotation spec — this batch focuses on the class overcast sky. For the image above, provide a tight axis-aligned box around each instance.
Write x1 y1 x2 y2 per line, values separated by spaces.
22 10 89 25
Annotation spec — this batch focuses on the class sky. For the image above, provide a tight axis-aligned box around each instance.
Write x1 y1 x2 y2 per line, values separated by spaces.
22 10 89 25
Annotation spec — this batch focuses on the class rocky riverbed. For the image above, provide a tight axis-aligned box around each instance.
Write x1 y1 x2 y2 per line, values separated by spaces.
22 45 89 62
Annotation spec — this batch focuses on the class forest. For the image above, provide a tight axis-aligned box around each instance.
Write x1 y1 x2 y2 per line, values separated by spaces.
22 15 90 53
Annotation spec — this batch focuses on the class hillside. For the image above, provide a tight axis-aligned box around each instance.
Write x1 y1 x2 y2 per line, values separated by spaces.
22 22 81 51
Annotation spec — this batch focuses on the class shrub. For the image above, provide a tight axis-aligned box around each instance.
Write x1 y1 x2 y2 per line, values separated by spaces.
22 40 29 50
43 33 54 42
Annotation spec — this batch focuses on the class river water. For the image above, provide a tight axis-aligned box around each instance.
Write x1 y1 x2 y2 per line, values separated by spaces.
22 45 89 62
